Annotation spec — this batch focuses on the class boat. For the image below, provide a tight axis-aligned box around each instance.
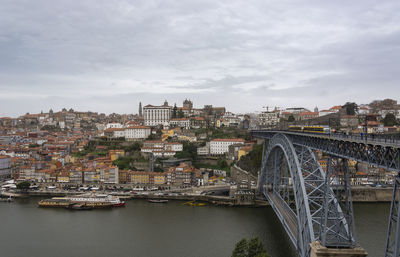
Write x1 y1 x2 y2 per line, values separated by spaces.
183 201 206 207
38 199 70 208
67 203 94 210
39 193 125 209
0 197 14 203
147 199 169 203
58 193 125 208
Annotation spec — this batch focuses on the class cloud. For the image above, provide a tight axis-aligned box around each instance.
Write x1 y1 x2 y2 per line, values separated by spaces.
0 0 399 116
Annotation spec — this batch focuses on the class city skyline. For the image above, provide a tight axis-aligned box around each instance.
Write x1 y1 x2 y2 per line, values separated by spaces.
1 0 400 116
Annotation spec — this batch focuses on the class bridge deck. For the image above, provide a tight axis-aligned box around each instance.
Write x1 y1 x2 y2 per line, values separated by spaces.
266 191 298 244
254 130 400 148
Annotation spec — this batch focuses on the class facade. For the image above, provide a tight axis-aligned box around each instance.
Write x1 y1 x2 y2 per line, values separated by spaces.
197 142 210 156
169 118 190 129
104 128 125 138
299 112 319 120
143 101 172 127
164 142 183 152
259 111 279 127
124 126 151 140
0 155 11 180
210 138 245 155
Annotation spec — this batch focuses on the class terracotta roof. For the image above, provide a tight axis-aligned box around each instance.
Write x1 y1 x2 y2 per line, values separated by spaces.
104 128 125 132
299 112 319 116
126 126 150 129
211 138 245 142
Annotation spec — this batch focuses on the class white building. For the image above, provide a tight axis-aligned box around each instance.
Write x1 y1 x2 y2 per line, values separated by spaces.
319 110 335 117
258 111 279 127
197 142 210 156
106 122 123 129
169 118 191 129
104 128 125 138
144 101 172 127
0 155 11 180
210 138 245 155
164 142 183 152
124 126 151 140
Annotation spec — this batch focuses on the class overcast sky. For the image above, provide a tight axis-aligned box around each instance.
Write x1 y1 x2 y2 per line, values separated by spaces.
0 0 399 117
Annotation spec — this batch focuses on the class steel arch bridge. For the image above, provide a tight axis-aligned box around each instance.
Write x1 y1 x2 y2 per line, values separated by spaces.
251 130 400 257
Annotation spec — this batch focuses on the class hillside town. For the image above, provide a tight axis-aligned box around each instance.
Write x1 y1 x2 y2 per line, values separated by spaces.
1 98 400 191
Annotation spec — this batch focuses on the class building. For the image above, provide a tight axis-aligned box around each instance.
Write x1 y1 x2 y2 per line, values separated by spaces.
169 118 191 129
0 155 11 180
164 142 183 152
258 111 279 128
299 112 319 121
143 101 172 127
104 128 125 138
197 142 210 156
124 126 151 140
210 138 245 155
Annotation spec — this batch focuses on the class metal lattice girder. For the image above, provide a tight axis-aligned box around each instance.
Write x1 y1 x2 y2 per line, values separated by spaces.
259 133 356 257
252 130 400 172
385 175 400 257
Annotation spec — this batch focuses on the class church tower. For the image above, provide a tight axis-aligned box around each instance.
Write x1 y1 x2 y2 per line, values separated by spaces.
139 102 143 117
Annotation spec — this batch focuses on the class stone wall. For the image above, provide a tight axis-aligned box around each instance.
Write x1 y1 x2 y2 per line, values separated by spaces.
230 164 257 184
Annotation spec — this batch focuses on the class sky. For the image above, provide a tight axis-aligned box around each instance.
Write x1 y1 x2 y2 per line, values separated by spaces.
0 0 399 117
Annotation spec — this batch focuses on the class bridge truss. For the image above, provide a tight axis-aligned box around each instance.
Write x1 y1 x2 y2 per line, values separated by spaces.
252 131 400 257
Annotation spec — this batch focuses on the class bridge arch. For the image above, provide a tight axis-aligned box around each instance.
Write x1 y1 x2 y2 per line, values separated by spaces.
258 133 355 257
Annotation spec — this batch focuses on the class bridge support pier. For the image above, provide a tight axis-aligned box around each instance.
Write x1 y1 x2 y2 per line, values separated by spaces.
310 242 367 257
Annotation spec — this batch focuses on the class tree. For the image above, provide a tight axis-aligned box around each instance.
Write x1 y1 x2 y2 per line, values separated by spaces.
232 237 270 257
217 158 228 169
248 237 269 257
342 102 358 115
16 181 31 191
178 110 184 118
112 156 134 170
172 104 177 118
232 238 248 257
383 113 398 126
288 115 295 122
174 142 197 160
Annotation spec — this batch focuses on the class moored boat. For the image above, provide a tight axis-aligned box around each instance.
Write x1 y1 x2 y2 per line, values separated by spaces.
183 201 206 207
39 193 125 209
67 203 94 210
147 199 169 203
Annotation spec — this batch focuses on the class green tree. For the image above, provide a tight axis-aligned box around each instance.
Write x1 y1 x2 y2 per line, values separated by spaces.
232 237 270 257
174 142 197 160
16 181 31 190
217 158 228 169
288 115 295 122
342 102 358 115
125 142 142 152
383 113 398 126
178 110 184 118
112 156 134 170
232 238 248 257
172 104 177 118
248 237 269 257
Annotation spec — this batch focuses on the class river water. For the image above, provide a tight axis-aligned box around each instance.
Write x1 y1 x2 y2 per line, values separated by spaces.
0 198 389 257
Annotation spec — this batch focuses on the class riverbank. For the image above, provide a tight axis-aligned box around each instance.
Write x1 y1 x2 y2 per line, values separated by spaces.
1 190 269 207
2 186 394 205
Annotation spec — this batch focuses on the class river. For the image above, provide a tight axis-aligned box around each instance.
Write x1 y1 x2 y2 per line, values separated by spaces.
0 198 389 257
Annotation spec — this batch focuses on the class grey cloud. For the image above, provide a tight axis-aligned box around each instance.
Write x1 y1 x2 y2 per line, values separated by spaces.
0 0 399 116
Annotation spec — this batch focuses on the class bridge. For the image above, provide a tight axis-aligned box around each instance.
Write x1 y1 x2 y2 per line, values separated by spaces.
251 130 400 257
